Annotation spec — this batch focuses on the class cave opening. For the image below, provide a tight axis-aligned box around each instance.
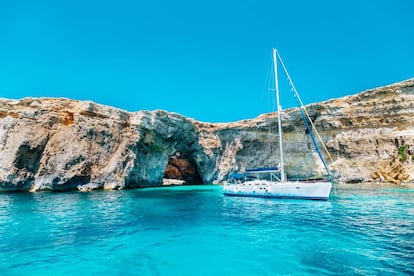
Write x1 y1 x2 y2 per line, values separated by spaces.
163 152 203 185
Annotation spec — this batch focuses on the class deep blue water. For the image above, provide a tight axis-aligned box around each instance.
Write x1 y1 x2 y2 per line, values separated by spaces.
0 184 413 275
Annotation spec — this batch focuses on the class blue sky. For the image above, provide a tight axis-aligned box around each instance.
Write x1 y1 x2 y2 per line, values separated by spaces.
1 0 413 122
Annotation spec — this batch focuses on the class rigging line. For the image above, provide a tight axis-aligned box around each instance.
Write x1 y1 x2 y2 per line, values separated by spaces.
276 51 335 164
256 57 277 168
258 57 275 117
263 55 278 167
298 107 332 180
291 82 331 177
279 57 334 165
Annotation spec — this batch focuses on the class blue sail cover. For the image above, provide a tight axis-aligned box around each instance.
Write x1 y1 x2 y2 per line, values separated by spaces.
245 166 279 172
229 173 245 179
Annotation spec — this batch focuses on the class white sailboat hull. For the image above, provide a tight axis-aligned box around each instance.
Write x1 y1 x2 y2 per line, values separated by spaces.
223 180 332 200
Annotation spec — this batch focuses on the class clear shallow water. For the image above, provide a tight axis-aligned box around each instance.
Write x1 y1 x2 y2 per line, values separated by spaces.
0 184 413 275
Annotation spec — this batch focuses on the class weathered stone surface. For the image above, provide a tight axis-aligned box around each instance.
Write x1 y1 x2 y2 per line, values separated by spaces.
0 78 413 191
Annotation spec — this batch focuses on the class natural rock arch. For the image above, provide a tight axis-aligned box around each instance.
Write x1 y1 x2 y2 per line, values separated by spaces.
163 152 203 185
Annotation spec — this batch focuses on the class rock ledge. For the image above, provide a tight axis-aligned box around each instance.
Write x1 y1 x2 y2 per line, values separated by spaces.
1 78 413 191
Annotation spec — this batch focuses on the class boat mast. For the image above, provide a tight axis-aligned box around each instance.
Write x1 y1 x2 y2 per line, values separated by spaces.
273 48 285 182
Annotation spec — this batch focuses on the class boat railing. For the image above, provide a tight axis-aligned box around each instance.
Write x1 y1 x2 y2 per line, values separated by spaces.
270 173 280 181
228 167 281 183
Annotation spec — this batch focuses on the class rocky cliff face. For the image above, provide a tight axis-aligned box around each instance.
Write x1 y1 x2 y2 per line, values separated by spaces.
1 78 413 191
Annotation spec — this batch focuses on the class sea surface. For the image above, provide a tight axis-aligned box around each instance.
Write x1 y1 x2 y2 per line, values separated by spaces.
0 184 413 275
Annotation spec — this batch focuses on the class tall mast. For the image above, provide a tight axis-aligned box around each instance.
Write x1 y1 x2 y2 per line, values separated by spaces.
273 48 285 182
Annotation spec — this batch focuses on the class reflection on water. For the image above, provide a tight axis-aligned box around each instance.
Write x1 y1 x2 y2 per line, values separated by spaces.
0 184 413 275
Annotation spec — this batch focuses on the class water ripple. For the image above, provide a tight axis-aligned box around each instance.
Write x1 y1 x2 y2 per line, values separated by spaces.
0 184 413 274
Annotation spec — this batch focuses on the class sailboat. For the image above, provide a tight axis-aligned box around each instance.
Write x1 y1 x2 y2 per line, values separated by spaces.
222 49 333 200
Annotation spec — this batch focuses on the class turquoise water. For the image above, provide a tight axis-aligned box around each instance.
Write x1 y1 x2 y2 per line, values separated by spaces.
0 185 413 275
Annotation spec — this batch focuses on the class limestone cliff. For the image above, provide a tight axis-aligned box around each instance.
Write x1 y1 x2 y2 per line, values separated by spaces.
0 78 413 191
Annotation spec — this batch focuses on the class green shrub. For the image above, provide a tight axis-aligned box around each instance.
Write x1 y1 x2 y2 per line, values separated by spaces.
398 144 408 162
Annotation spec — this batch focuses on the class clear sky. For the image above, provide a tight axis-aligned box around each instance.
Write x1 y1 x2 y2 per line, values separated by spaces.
1 0 413 122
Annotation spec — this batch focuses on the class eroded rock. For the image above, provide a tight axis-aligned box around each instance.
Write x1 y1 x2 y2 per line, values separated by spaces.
0 78 413 191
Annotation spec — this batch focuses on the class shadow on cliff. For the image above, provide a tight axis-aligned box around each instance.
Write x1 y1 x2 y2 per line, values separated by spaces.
163 152 203 185
122 111 215 189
